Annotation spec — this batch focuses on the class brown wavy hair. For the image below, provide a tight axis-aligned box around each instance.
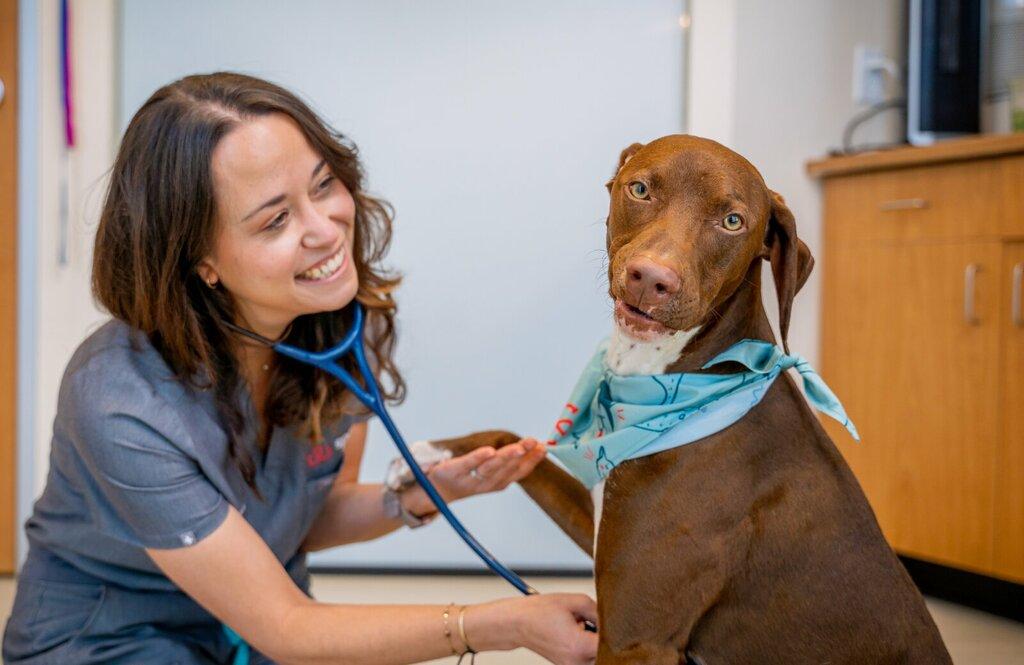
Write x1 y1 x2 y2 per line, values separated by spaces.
92 72 404 494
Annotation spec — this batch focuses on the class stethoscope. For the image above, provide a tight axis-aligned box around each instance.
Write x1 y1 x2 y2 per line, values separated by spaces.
220 303 597 663
226 303 546 595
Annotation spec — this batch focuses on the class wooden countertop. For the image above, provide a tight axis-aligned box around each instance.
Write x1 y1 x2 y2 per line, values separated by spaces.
806 133 1024 179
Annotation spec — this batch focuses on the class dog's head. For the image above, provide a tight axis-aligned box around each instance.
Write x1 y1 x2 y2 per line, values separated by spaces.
605 135 813 352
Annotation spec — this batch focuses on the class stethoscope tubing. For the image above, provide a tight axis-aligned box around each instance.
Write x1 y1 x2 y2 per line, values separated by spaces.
233 305 538 596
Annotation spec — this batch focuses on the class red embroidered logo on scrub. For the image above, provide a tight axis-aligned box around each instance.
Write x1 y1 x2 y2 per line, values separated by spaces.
306 442 335 468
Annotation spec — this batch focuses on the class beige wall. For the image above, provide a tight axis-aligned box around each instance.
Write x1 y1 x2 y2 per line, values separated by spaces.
689 0 903 365
27 0 116 503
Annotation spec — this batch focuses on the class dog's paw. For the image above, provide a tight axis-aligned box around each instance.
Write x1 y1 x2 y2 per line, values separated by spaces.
383 440 453 491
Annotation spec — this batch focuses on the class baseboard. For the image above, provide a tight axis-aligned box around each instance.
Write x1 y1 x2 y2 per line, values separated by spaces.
900 556 1024 623
308 565 593 578
309 559 1022 623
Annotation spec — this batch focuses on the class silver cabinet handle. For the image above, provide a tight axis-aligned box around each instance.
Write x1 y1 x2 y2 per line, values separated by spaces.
879 198 929 212
964 264 981 325
0 78 5 107
1013 262 1024 328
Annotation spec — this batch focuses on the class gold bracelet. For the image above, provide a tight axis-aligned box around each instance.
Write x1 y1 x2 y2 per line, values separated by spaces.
457 605 476 654
442 603 458 655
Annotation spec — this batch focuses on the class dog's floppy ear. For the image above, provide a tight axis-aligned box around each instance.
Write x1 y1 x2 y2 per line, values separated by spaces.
764 190 813 354
606 142 645 191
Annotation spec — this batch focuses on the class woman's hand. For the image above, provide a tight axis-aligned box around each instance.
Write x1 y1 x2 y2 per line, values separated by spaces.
401 438 547 515
467 593 599 665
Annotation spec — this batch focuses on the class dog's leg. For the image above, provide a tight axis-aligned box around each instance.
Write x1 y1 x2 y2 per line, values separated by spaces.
594 546 729 665
592 458 752 665
416 431 596 557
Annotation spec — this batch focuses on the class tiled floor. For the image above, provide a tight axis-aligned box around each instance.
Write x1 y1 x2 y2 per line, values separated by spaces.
1 573 1022 663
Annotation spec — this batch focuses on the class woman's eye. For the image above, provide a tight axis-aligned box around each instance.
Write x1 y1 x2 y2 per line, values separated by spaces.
627 181 650 200
723 213 744 231
266 211 288 231
318 175 335 191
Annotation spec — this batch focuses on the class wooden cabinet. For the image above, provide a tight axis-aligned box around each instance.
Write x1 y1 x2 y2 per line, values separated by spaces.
996 242 1024 580
809 135 1024 583
1 0 17 573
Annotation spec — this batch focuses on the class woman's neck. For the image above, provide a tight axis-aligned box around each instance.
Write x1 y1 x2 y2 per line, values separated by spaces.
234 341 275 417
226 311 294 415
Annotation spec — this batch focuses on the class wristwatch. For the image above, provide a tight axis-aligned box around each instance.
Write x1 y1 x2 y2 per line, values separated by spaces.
382 487 438 529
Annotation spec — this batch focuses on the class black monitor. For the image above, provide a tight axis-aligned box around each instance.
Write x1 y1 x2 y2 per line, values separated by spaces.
907 0 984 144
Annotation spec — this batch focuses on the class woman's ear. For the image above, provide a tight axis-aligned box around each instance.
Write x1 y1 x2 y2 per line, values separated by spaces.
196 260 220 289
606 142 645 191
763 190 813 354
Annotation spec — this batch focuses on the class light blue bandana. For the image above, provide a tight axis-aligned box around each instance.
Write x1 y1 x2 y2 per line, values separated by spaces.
545 339 859 488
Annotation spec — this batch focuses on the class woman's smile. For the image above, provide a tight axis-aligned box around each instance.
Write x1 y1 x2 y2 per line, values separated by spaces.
297 243 349 283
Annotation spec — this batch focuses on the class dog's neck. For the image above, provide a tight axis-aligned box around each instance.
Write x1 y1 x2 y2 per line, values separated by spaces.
608 261 777 376
668 261 777 373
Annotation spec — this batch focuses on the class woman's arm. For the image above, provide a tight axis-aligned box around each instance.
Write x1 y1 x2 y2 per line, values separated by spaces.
302 422 415 549
302 423 547 551
147 508 597 665
301 481 415 549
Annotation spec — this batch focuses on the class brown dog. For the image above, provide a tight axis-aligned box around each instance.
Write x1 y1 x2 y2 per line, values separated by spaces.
426 136 951 663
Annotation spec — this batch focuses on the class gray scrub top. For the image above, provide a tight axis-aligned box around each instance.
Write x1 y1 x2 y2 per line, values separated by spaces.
24 318 367 590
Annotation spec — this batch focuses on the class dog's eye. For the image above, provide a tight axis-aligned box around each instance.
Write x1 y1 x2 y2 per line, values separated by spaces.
722 213 744 231
627 182 650 200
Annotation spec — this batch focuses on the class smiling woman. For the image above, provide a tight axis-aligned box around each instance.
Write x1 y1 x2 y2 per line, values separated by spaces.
199 118 361 337
91 77 405 487
2 72 597 665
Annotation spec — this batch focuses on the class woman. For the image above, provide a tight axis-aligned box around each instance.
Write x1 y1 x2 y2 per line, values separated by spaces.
3 72 598 664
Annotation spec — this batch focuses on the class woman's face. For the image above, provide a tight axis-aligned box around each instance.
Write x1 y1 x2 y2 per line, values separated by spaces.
198 113 358 337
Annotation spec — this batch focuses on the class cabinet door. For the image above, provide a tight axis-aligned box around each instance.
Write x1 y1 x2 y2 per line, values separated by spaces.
821 241 1003 574
994 242 1024 582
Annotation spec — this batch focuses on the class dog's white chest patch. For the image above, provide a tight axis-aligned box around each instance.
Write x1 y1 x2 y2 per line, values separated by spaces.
591 479 605 553
605 324 699 376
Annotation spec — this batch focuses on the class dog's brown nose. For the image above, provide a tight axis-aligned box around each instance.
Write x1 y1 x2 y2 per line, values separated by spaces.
624 257 681 305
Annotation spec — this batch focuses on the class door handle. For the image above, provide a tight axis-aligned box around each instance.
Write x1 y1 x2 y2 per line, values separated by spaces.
964 264 981 325
1013 262 1024 328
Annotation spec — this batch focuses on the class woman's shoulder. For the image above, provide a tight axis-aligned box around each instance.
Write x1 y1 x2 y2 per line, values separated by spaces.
59 319 192 428
65 319 176 388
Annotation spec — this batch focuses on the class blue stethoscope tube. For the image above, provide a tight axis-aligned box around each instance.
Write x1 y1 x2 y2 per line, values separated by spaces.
239 303 538 596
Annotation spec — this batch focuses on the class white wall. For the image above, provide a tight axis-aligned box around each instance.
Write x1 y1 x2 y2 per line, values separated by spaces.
686 0 738 145
17 0 117 565
118 0 687 571
688 0 903 365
